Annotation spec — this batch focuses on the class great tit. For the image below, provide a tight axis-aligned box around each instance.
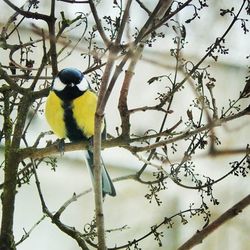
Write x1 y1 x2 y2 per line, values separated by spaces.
45 67 116 197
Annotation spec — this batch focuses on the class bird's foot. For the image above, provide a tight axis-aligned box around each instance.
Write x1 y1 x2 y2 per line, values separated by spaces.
87 137 94 152
56 138 65 156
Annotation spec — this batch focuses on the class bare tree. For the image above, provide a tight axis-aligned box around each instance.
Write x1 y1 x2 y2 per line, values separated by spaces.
0 0 250 249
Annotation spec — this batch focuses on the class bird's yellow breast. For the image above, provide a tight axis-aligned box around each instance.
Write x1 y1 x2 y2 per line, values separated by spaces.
71 90 98 138
45 90 104 139
45 91 66 138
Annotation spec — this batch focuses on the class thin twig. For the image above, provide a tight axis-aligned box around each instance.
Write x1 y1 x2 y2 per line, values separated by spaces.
53 189 92 220
165 0 247 104
89 0 110 46
32 161 90 250
115 0 133 45
130 108 249 153
15 215 47 246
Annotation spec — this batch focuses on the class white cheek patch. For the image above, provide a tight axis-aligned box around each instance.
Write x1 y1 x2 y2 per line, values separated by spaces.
77 77 89 91
53 77 66 91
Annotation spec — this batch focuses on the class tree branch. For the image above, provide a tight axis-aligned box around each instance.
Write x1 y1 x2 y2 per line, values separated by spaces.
178 194 250 250
165 0 247 103
115 0 133 45
3 0 52 22
130 108 249 153
118 44 144 137
89 0 110 47
142 0 192 39
32 161 90 250
17 108 249 161
15 215 46 246
93 49 119 249
0 66 29 95
0 95 32 249
48 0 58 75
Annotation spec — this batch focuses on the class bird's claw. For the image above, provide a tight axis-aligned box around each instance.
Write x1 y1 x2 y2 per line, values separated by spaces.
56 138 65 156
87 137 94 152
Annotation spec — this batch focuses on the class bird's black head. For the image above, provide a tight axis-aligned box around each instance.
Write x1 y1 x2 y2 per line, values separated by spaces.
52 68 89 101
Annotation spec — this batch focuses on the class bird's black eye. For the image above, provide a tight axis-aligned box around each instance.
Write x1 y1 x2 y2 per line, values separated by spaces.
52 77 66 91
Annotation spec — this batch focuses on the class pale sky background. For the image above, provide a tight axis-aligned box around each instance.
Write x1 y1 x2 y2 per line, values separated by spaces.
0 1 249 250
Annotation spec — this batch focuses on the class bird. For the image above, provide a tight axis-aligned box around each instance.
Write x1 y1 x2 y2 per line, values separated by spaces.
45 67 116 197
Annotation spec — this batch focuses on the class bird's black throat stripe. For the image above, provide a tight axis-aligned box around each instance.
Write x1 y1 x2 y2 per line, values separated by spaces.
62 101 87 142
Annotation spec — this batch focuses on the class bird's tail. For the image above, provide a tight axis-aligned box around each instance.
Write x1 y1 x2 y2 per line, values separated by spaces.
84 150 116 197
